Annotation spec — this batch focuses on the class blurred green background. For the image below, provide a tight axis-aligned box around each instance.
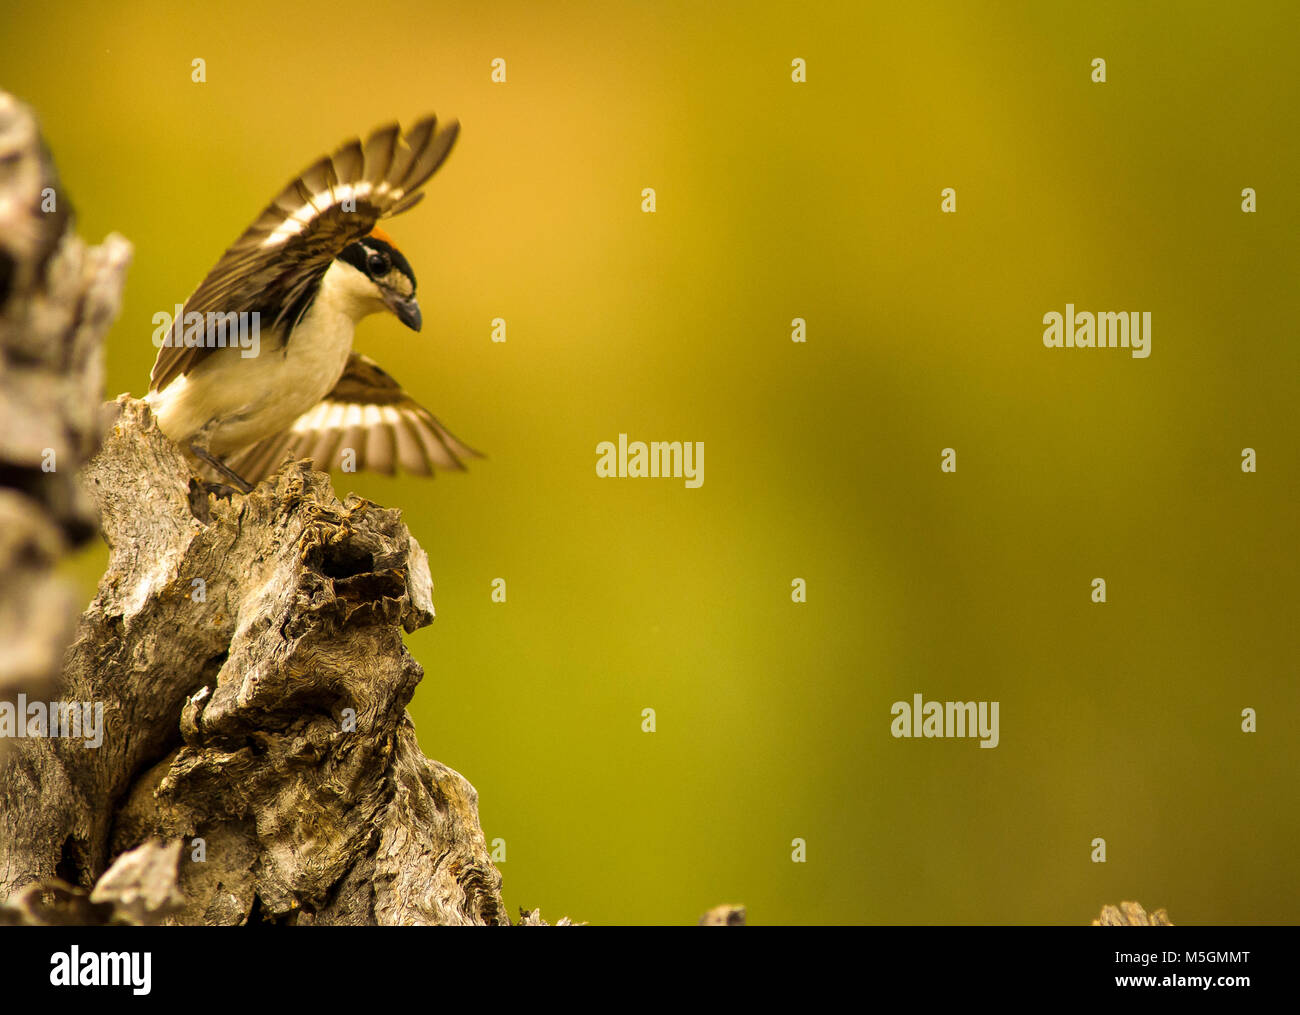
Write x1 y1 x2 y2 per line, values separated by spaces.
5 0 1297 924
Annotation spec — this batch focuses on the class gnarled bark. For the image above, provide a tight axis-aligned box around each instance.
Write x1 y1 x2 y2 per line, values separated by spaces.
3 396 509 925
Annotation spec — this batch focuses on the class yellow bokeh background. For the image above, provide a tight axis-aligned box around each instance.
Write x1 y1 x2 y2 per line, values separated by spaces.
6 0 1297 923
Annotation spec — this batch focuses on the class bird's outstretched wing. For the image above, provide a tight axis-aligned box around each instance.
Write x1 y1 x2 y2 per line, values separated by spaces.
224 353 482 484
149 115 459 392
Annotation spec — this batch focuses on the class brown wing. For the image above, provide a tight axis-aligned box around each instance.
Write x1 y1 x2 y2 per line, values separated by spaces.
149 115 459 392
225 353 482 484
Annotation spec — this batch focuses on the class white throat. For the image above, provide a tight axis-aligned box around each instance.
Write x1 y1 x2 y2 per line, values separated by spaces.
316 259 386 325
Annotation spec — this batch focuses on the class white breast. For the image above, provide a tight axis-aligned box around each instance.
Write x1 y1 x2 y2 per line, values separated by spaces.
147 260 382 457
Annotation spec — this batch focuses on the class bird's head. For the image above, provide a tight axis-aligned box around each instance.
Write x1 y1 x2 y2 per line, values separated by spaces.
334 227 422 331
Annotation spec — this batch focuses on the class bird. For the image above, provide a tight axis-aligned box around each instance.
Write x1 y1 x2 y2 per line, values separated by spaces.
145 115 480 493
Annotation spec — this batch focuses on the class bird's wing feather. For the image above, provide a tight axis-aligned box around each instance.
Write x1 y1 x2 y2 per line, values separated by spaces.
149 116 459 392
224 353 482 484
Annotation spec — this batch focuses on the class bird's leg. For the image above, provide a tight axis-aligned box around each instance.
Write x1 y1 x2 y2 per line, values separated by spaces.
188 425 254 494
189 443 254 493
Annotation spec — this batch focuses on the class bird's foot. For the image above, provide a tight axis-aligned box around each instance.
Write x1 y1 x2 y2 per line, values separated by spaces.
188 441 254 493
200 481 243 499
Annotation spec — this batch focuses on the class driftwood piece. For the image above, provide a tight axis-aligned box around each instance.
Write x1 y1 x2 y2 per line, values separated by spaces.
1093 902 1173 926
88 838 186 925
2 397 508 924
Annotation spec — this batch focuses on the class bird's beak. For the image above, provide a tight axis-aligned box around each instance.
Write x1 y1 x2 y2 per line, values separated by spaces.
386 293 423 332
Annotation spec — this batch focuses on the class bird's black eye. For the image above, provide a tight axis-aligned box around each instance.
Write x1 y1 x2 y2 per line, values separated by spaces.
367 251 391 277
